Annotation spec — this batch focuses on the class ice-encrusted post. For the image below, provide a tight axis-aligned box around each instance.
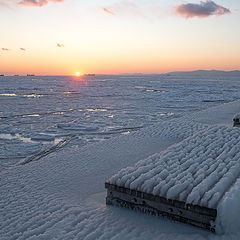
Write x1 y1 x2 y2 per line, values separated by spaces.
233 113 240 127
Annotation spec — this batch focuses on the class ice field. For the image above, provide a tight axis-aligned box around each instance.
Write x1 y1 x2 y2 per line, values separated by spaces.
1 72 240 239
1 72 240 170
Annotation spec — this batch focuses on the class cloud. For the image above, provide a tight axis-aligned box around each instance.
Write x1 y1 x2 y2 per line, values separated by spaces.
0 2 9 7
19 0 64 7
99 7 115 15
20 47 26 51
57 43 64 48
2 48 10 51
176 1 231 18
99 1 144 18
0 0 22 8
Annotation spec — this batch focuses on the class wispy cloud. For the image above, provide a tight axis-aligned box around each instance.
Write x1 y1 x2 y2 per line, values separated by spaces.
20 47 26 51
19 0 64 7
176 1 231 18
99 7 115 15
99 1 144 18
57 43 64 48
0 1 9 8
2 48 10 51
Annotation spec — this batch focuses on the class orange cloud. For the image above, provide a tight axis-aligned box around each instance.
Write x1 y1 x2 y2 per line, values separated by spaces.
99 7 115 15
99 2 144 18
20 47 26 51
19 0 64 7
176 1 231 18
57 43 64 48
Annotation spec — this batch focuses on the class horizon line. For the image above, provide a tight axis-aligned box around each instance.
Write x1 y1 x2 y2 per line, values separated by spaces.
1 69 240 77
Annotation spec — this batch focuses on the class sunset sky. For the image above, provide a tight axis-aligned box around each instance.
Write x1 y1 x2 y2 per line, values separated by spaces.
0 0 239 75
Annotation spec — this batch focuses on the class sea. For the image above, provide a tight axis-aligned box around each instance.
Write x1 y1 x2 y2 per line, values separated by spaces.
0 72 240 170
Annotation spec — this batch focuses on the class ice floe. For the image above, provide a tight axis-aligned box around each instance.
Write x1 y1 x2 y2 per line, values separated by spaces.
57 123 99 131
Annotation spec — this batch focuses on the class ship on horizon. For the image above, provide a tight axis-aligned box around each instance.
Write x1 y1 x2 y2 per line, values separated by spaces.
84 73 95 77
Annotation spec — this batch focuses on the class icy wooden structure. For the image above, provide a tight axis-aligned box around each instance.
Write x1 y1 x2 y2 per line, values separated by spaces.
106 125 240 232
233 113 240 127
105 183 216 231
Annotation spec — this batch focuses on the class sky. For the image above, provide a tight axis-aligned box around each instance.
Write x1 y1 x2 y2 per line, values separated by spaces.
0 0 239 75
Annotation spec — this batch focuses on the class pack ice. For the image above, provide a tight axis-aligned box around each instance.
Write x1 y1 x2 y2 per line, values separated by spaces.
107 125 240 233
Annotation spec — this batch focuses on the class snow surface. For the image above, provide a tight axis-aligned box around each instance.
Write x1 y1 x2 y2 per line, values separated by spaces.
216 177 240 234
1 74 240 239
1 100 240 239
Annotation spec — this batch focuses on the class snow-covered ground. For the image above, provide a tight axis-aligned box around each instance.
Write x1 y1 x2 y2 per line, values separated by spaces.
1 74 240 239
1 99 240 239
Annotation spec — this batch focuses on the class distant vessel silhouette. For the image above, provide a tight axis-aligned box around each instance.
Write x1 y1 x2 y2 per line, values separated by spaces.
84 74 95 77
27 74 35 76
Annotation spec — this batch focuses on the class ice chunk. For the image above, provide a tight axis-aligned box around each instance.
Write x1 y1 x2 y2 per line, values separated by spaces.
31 134 55 141
57 123 98 131
234 113 240 119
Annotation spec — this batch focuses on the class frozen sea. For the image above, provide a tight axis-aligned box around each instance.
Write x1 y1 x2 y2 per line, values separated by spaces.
1 72 240 240
1 72 240 170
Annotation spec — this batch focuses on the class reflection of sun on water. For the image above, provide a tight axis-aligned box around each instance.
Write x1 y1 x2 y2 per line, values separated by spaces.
72 72 88 86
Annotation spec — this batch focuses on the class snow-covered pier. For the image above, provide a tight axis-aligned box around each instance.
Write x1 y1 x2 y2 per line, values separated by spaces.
106 125 240 232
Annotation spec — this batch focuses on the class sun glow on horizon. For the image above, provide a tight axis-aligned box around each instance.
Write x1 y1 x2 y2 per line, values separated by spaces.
0 1 239 75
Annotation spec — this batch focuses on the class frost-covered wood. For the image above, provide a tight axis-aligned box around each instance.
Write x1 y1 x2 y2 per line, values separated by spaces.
106 183 217 232
233 113 240 127
106 125 240 231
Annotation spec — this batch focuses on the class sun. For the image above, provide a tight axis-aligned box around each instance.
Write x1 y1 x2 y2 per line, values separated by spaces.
75 72 83 77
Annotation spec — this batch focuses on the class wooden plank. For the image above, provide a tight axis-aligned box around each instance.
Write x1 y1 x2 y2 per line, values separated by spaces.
105 183 216 232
